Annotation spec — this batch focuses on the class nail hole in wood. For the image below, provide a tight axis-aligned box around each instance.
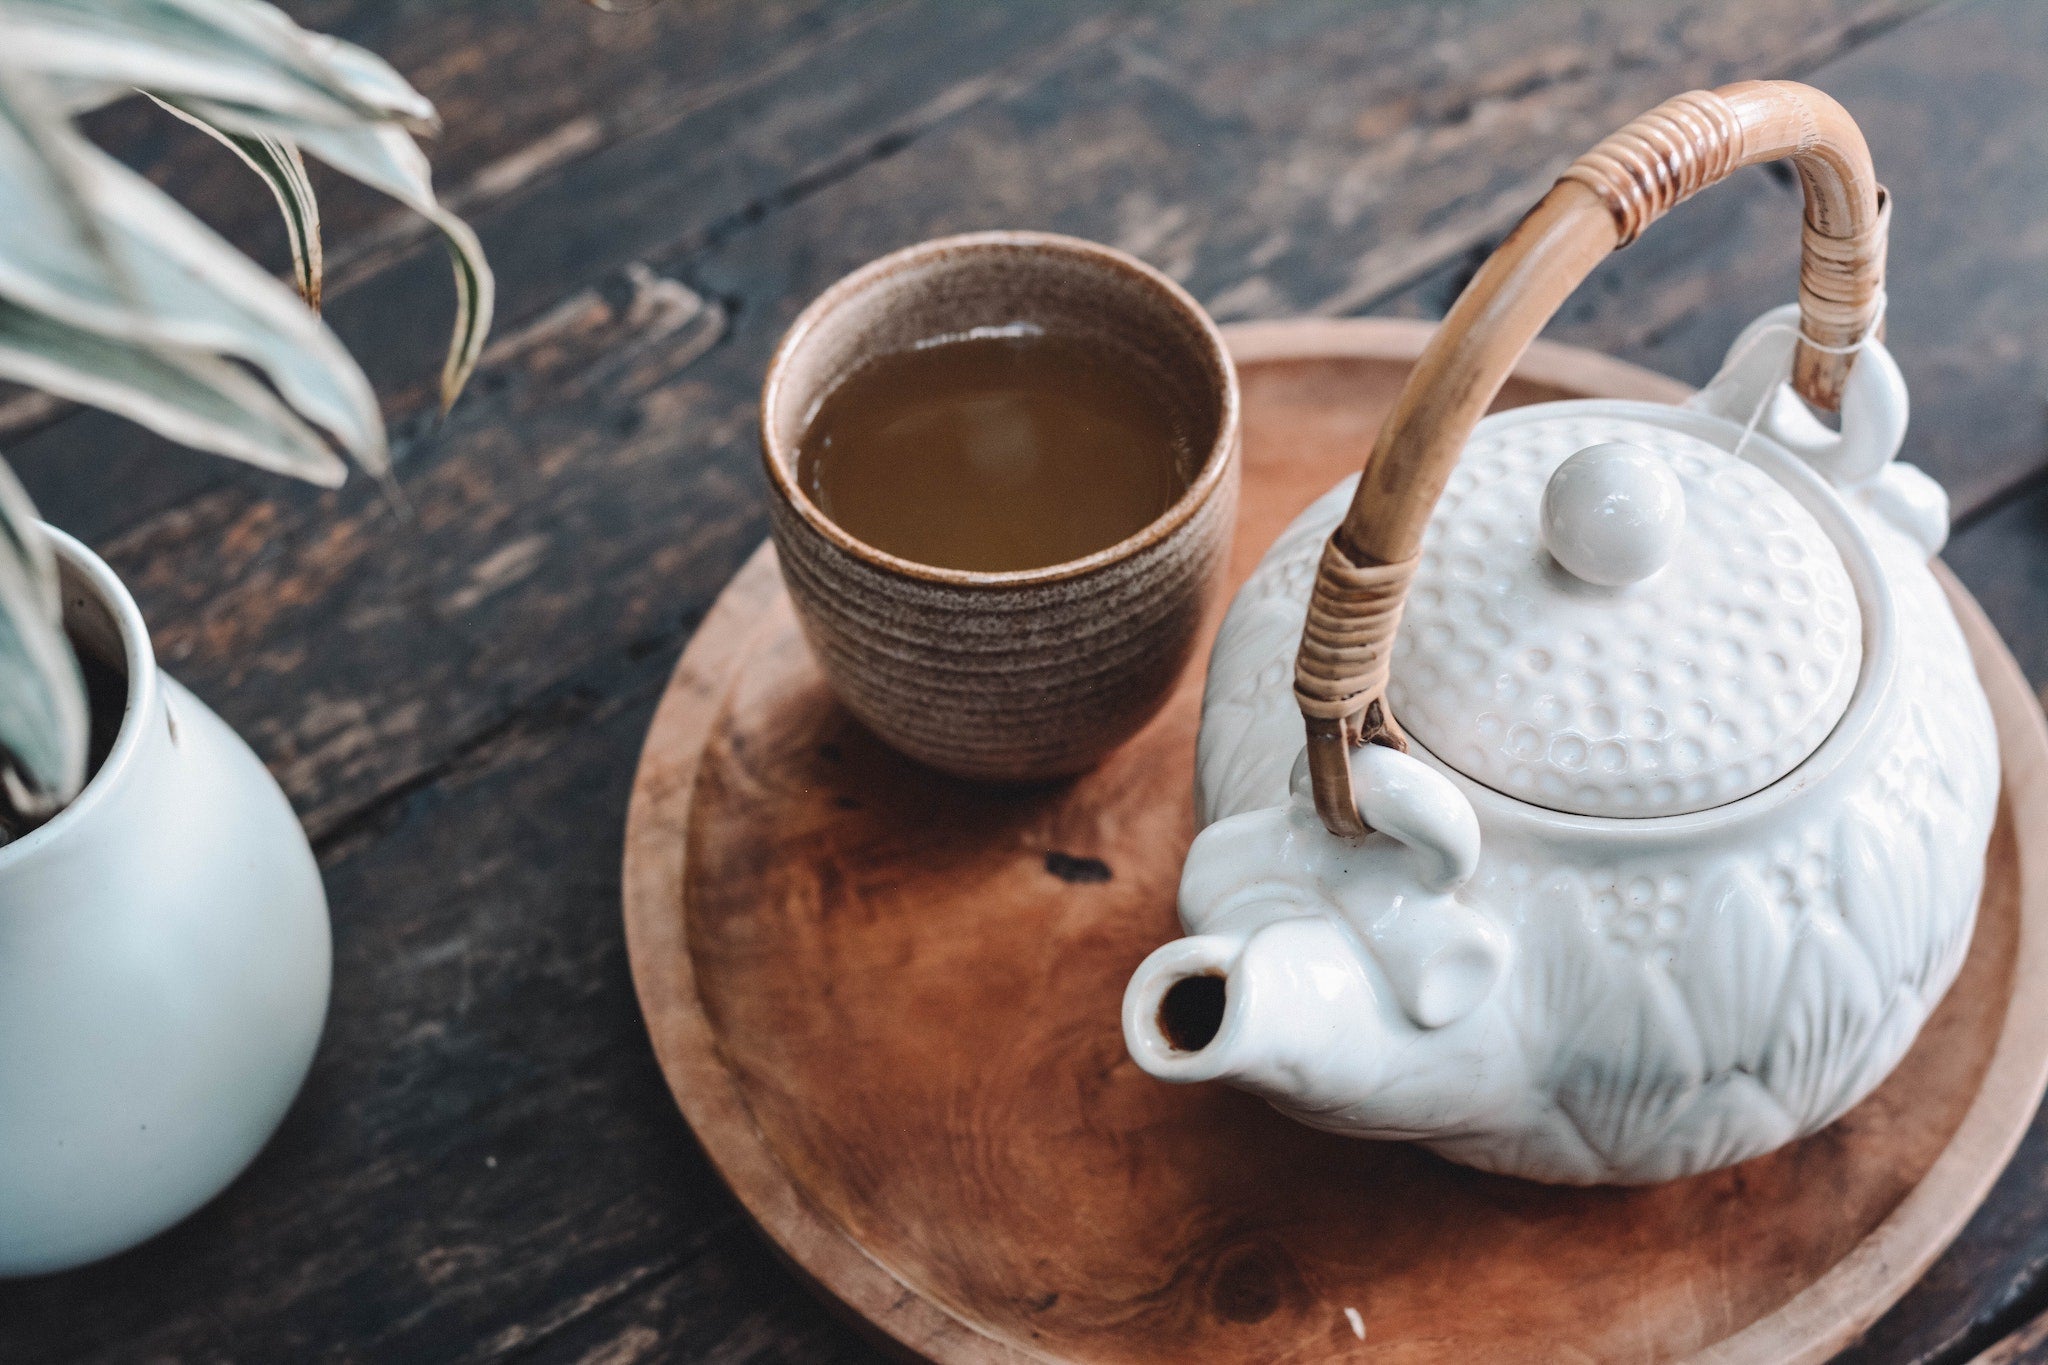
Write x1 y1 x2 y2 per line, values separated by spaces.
1044 851 1111 883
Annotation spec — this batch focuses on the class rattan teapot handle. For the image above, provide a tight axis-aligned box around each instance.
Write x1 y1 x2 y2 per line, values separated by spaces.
1295 80 1888 837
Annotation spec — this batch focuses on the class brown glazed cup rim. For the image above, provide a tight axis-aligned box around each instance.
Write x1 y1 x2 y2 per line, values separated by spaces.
760 229 1241 589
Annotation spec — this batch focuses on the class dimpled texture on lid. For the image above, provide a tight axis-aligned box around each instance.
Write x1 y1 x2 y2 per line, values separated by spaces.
1386 414 1860 818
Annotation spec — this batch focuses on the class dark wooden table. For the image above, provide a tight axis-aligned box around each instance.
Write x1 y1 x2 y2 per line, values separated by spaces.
4 1 2047 1360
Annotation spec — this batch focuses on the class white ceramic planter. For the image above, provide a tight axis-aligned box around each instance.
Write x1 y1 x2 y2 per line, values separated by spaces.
0 528 330 1275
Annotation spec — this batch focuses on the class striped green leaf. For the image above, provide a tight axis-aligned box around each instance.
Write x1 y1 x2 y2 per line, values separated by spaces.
149 93 323 309
0 461 84 826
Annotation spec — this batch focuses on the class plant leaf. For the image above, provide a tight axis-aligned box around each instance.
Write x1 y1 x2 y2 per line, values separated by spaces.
297 27 435 127
175 96 494 411
148 92 321 309
0 69 386 472
0 454 85 821
0 298 346 485
1 0 418 124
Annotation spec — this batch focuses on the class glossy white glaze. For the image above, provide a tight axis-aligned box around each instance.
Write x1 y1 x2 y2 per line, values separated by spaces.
1125 316 2000 1183
0 531 331 1273
1386 411 1860 819
1539 441 1686 587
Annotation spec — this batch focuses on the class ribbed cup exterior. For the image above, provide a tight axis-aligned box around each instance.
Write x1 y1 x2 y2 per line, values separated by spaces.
769 462 1237 780
762 231 1241 782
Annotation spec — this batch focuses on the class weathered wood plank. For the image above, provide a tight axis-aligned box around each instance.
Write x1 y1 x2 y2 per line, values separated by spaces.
1967 1300 2048 1365
3 3 2031 1363
1376 0 2048 525
2 0 882 455
1946 491 2048 695
86 0 874 272
12 0 1137 541
0 659 804 1362
32 0 1939 842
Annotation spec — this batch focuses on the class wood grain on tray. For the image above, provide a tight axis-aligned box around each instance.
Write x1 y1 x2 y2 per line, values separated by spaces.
622 323 2048 1364
7 1 2048 1361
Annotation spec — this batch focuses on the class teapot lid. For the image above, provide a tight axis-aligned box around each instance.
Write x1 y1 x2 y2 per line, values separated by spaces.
1386 411 1860 818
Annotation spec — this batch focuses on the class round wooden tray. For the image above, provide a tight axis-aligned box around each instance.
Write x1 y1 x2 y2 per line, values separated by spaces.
622 318 2048 1364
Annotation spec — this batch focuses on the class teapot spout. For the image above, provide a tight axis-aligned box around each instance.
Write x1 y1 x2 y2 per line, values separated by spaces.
1125 912 1527 1140
1123 917 1387 1113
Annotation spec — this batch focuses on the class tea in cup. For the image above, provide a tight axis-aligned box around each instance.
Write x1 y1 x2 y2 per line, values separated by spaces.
761 231 1241 781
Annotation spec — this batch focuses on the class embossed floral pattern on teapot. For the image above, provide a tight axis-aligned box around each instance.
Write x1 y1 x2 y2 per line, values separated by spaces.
1121 80 2000 1184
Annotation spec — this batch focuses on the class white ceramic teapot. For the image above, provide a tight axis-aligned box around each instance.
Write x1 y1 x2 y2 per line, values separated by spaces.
1121 81 2000 1184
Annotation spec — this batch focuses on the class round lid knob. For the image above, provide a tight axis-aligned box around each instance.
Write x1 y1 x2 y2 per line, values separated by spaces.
1387 412 1861 819
1540 442 1685 587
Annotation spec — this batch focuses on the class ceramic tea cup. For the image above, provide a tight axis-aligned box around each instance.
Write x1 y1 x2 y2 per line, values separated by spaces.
761 230 1241 782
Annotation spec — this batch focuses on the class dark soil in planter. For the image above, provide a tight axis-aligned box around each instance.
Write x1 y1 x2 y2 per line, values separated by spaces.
79 644 126 780
0 640 129 846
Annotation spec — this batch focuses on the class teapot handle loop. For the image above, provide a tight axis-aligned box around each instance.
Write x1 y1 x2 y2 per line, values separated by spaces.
1296 80 1889 837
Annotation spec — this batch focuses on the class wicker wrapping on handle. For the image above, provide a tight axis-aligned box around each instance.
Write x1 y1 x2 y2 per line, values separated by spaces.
1294 540 1419 737
1295 80 1888 838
